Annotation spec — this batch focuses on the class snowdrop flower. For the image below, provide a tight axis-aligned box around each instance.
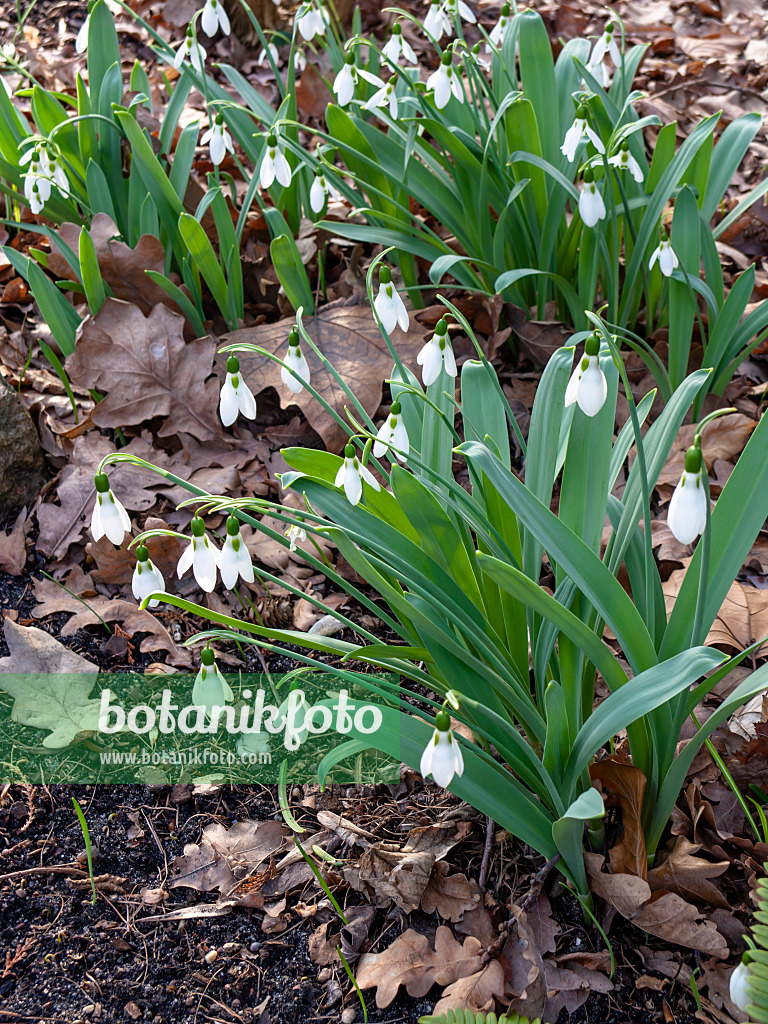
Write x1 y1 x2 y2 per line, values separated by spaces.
220 515 255 590
282 326 311 393
364 75 398 119
257 42 279 66
75 8 91 52
561 104 605 162
26 180 44 215
91 473 132 546
486 2 510 50
201 113 234 166
608 140 644 183
382 22 417 64
19 141 48 171
420 709 464 788
285 524 307 552
729 960 750 1013
295 50 307 73
424 1 451 41
590 22 621 69
296 0 327 41
649 231 679 277
565 334 607 418
200 0 230 37
192 647 234 717
131 545 166 608
309 168 336 213
335 444 381 506
259 131 292 189
667 443 707 545
177 515 220 592
219 354 257 426
45 152 69 195
333 53 357 106
426 52 464 109
374 266 409 334
445 0 476 24
173 26 206 73
578 167 606 227
468 42 490 71
373 401 409 462
417 316 457 386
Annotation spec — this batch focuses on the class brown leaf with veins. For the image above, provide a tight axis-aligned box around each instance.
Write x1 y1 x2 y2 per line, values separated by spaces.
432 960 507 1018
420 861 482 922
590 758 648 877
663 571 768 656
66 300 221 442
220 301 427 452
0 508 29 575
86 519 182 586
655 414 756 489
647 836 730 909
170 819 289 898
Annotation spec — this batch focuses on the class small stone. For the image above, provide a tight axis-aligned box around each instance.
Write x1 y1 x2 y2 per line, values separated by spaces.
124 1003 141 1020
82 1007 95 1016
317 969 332 983
204 949 218 964
341 1009 356 1024
221 942 241 955
185 996 195 1007
0 378 46 517
249 941 261 953
170 784 193 805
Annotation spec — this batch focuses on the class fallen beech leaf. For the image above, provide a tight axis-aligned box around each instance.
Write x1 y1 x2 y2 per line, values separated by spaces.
647 836 730 909
295 64 332 120
170 820 289 900
0 507 29 575
507 307 574 368
66 300 221 442
590 758 647 877
221 301 427 452
541 960 613 1020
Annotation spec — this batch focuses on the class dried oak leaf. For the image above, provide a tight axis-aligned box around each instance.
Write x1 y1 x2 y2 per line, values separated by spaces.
663 572 768 656
590 758 648 877
66 300 221 442
220 301 427 452
647 836 730 909
356 926 483 1009
0 507 29 575
432 960 507 1018
420 861 482 922
86 519 182 586
655 414 756 489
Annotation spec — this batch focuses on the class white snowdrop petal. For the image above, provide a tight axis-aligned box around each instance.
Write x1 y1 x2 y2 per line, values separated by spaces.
576 361 607 417
91 502 105 541
667 473 707 545
729 963 749 1013
359 463 381 491
219 376 239 426
193 541 219 592
343 463 362 506
273 152 292 188
238 382 257 419
177 541 194 578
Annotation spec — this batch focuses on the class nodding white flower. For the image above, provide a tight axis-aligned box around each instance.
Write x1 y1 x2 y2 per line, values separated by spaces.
468 42 490 70
334 444 381 506
649 233 679 277
131 544 166 608
296 1 327 41
590 22 621 68
729 961 750 1013
19 141 49 171
333 54 357 106
486 2 510 50
445 0 476 24
285 524 307 552
295 50 307 72
364 76 399 119
46 153 69 194
192 647 234 716
420 710 464 788
219 354 257 426
374 266 409 334
281 326 311 393
578 168 606 227
22 146 68 210
27 180 45 215
201 0 230 36
564 334 607 417
177 515 220 592
173 26 207 72
373 401 409 462
257 42 279 66
75 11 90 52
608 140 644 183
417 316 457 386
219 515 255 590
309 169 337 213
259 131 292 189
667 444 707 545
426 53 464 109
561 104 605 162
201 114 234 166
382 22 417 64
424 1 451 41
91 473 132 546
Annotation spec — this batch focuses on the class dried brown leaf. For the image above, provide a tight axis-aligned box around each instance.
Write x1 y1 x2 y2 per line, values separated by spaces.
0 507 28 575
647 836 730 909
663 572 768 656
590 758 648 877
431 960 507 1018
170 820 288 900
420 861 482 922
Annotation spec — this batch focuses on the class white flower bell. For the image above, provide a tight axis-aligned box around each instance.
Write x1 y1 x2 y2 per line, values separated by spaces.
417 316 457 386
608 140 644 183
220 515 255 590
219 354 257 426
173 26 207 72
285 524 307 552
667 443 707 545
374 266 409 334
177 515 220 593
75 10 90 52
590 22 621 69
260 131 292 189
201 114 234 166
257 42 279 66
335 444 381 506
486 3 510 51
333 54 357 106
578 168 606 227
420 709 464 788
296 1 327 41
649 233 679 277
281 326 311 393
201 0 231 37
192 647 234 717
445 0 476 24
426 52 464 109
468 42 490 71
382 22 417 64
373 401 409 462
729 960 750 1013
364 76 398 119
309 169 335 212
561 103 605 162
424 1 451 41
91 473 132 546
131 544 166 608
564 334 607 418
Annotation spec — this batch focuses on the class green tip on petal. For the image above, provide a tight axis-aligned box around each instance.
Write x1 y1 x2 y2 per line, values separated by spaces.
94 473 110 493
684 445 702 474
378 265 392 284
136 544 149 561
226 355 240 373
201 646 215 665
435 709 451 732
390 400 401 415
191 516 206 537
584 333 600 357
226 515 240 536
344 444 355 458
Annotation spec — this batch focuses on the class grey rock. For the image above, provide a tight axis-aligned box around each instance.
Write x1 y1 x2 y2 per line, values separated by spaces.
0 378 46 517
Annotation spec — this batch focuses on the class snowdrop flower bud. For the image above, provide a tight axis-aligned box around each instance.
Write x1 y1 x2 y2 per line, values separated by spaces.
426 52 464 110
285 524 307 552
374 266 409 334
131 545 166 608
91 473 132 545
667 444 707 545
486 3 510 51
174 25 206 72
565 333 607 418
561 103 605 162
219 515 255 590
424 1 451 42
27 179 44 215
257 41 279 66
75 5 91 52
417 316 457 386
260 131 292 190
200 0 230 37
649 231 679 277
333 53 357 106
729 960 750 1013
335 444 381 506
295 0 327 41
382 22 417 64
281 326 311 393
219 355 257 426
201 113 234 166
578 167 606 227
177 515 220 592
608 140 644 183
373 401 409 462
420 709 464 788
445 0 476 24
192 646 234 718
